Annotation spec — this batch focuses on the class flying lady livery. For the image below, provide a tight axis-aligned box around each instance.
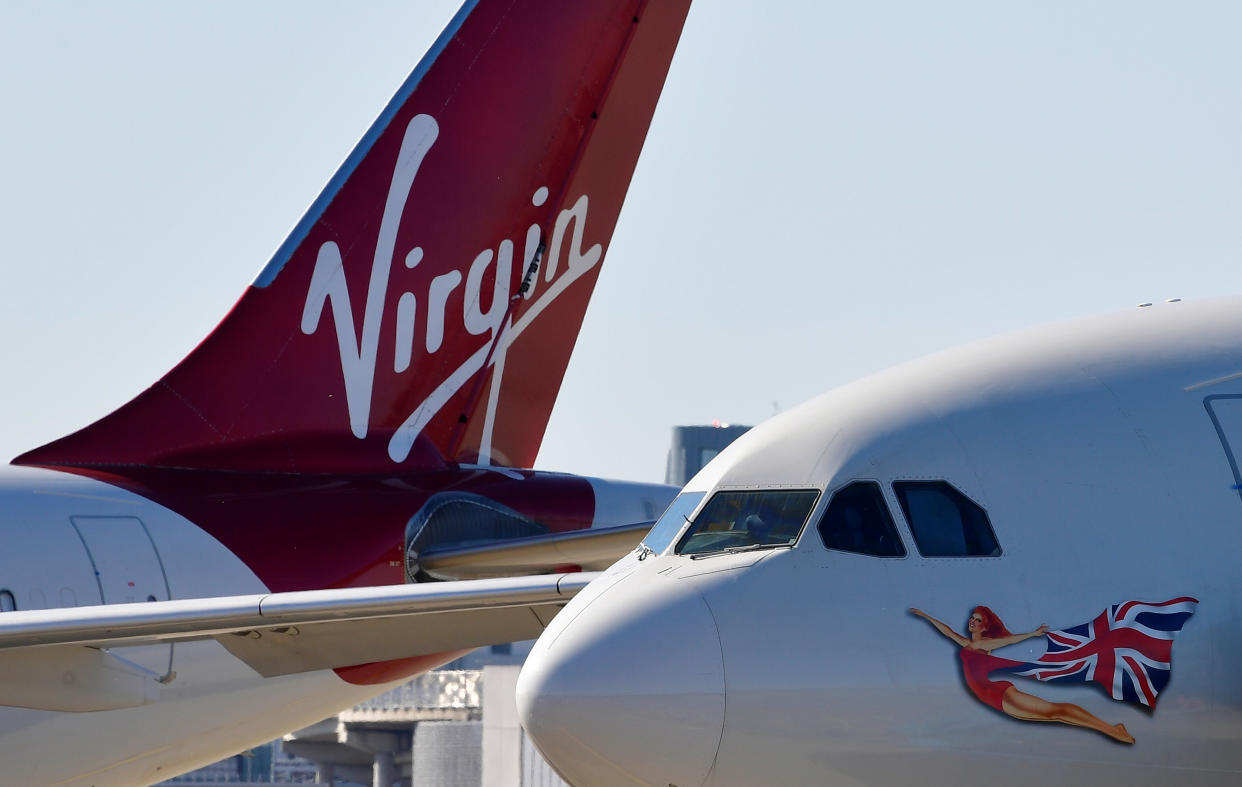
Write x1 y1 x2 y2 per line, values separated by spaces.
7 1 1242 786
906 597 1199 746
0 1 691 784
519 296 1242 785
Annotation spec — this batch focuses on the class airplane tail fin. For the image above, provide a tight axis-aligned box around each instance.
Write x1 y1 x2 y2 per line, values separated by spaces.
18 0 691 473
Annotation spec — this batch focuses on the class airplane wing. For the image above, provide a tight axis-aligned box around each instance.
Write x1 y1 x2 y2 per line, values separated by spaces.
0 572 596 713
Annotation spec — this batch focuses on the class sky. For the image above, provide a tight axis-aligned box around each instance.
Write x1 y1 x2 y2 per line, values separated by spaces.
1 2 1239 484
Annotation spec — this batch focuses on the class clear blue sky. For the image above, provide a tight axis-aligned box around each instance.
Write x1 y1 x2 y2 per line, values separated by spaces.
2 2 1239 483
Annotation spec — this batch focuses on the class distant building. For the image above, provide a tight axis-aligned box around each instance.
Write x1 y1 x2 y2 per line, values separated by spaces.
665 423 751 486
159 665 563 787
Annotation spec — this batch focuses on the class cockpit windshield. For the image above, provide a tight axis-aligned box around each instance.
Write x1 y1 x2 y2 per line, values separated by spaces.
640 491 706 555
675 489 820 556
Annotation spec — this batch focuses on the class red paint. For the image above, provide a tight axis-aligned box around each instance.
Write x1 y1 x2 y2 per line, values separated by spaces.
16 0 691 477
12 0 692 684
56 465 596 592
335 649 475 686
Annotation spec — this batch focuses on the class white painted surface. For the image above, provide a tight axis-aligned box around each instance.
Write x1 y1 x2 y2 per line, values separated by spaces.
0 467 402 786
585 476 678 527
522 297 1242 785
70 515 172 675
519 563 725 787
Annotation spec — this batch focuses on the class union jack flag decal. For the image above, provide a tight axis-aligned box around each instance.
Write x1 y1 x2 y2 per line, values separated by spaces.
1007 597 1199 708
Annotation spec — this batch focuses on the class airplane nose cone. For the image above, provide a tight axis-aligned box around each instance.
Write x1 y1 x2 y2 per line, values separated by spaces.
517 570 724 787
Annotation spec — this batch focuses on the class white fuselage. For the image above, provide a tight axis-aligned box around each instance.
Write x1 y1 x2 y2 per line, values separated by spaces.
0 466 395 786
519 297 1242 786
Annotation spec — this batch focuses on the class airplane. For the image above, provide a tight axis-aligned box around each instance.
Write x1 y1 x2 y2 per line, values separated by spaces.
517 296 1242 786
0 0 693 784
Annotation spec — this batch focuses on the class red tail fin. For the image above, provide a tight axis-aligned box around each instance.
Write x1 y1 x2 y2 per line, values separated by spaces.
18 0 691 473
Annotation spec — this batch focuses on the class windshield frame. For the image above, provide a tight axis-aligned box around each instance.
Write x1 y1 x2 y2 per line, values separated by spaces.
674 487 821 556
639 491 707 556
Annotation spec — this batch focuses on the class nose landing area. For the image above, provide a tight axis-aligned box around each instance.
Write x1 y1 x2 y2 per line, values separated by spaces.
517 572 725 787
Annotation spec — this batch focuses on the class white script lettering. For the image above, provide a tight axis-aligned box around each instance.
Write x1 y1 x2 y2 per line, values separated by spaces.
301 113 605 462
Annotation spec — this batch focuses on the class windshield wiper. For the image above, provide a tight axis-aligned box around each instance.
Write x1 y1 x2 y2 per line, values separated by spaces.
689 542 791 560
724 542 790 554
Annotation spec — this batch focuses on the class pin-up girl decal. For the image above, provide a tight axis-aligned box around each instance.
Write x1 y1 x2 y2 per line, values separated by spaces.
909 598 1199 744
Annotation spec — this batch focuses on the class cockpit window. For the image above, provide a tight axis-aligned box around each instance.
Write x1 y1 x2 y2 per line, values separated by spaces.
893 481 1001 557
675 489 820 556
641 491 706 555
817 482 906 557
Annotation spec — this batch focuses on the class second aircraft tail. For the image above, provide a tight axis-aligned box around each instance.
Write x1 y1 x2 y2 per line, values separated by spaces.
18 0 692 473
